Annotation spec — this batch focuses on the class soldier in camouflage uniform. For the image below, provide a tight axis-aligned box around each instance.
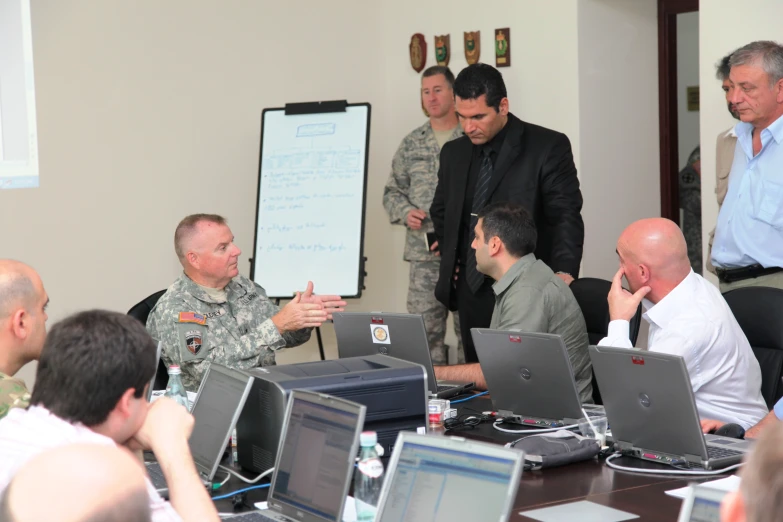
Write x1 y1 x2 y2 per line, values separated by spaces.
147 214 346 391
679 146 702 274
383 66 464 365
0 259 48 419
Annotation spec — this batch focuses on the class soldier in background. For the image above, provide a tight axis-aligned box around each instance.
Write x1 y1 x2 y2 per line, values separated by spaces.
147 214 346 391
679 146 702 274
0 260 48 419
383 66 464 365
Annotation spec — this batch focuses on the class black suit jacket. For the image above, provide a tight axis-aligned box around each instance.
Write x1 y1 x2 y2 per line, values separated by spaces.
430 113 584 310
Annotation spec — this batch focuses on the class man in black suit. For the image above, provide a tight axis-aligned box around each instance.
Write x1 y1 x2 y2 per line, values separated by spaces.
430 63 584 362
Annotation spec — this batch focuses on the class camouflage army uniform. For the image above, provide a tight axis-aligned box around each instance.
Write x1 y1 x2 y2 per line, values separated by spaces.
679 147 702 275
383 121 463 365
147 273 311 391
0 372 31 420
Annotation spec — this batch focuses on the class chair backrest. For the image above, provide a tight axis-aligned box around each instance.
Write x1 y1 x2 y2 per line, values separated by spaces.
127 289 168 390
723 286 783 410
569 277 643 405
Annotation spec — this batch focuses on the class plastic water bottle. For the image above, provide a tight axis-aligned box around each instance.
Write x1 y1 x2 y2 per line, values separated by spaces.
164 365 189 410
354 431 384 521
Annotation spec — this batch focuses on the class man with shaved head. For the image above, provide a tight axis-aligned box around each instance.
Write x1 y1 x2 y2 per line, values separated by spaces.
147 214 346 391
0 260 48 419
599 218 767 429
0 444 151 522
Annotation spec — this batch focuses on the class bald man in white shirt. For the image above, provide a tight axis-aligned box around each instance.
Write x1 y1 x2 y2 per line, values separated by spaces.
599 218 767 429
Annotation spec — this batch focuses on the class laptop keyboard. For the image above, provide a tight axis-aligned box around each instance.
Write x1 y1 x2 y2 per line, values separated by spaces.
220 512 278 521
707 446 743 460
146 462 168 490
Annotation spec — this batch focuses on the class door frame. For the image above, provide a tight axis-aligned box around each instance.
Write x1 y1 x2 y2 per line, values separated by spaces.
658 0 699 222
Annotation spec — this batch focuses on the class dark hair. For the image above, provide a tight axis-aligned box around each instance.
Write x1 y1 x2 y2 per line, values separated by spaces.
453 63 507 112
477 201 537 258
174 213 227 260
30 310 157 427
422 66 455 89
715 53 733 81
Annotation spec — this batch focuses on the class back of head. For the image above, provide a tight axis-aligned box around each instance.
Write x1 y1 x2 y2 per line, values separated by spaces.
737 422 783 522
618 218 691 280
715 52 734 81
174 213 227 264
453 63 507 111
729 40 783 86
30 310 157 427
477 201 537 258
0 443 150 522
0 260 39 322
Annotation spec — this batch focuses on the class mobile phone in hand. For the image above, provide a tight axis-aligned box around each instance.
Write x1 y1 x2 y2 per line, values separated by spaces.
426 232 439 252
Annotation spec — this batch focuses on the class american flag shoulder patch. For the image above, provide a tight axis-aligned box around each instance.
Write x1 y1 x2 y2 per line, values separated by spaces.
178 312 206 325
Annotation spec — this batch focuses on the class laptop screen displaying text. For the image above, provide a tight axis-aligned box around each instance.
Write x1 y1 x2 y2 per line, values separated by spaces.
272 398 360 521
378 442 517 522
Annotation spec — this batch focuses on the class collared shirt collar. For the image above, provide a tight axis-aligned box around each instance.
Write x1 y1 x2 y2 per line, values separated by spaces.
492 253 536 296
734 112 783 145
642 269 698 329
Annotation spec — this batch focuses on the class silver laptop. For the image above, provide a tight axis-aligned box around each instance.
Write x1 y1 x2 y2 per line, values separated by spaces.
375 432 524 522
677 485 729 522
230 390 367 522
145 340 164 402
147 362 254 496
472 329 603 427
333 312 474 399
589 345 754 470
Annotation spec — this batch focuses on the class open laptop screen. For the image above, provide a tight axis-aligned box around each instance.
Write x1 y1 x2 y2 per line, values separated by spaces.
271 396 361 521
188 365 252 478
378 442 518 522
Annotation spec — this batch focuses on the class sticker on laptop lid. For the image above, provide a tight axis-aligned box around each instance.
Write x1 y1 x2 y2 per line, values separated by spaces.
371 316 384 324
509 335 521 343
371 324 391 344
632 356 645 365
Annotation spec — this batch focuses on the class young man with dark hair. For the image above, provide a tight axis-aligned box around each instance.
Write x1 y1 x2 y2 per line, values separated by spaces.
430 63 584 363
0 310 219 522
433 202 592 401
384 65 465 365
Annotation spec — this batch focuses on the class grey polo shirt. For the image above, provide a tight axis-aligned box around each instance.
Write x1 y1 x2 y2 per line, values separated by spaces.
490 254 594 404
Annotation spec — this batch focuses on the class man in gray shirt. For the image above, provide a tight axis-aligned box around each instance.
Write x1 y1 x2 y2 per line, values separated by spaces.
434 202 593 403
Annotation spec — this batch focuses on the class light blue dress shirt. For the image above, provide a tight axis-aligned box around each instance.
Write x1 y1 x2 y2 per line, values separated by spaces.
711 114 783 269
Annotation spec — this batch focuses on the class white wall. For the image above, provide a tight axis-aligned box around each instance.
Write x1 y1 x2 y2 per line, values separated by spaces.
677 12 700 170
3 0 674 386
699 1 783 285
0 0 29 160
577 0 660 280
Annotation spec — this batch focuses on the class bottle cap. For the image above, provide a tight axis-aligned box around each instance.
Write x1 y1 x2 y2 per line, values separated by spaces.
168 365 181 375
360 431 377 447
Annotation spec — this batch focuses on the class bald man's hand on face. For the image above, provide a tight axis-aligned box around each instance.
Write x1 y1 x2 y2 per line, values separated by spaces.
608 267 651 322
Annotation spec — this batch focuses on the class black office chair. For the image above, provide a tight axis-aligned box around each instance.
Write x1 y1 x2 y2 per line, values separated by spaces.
570 277 643 405
723 286 783 410
128 289 169 390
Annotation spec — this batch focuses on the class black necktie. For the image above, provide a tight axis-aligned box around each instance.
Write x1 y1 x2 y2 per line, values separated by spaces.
465 149 494 293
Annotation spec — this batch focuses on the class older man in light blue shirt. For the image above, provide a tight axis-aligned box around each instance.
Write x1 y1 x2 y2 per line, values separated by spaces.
711 41 783 291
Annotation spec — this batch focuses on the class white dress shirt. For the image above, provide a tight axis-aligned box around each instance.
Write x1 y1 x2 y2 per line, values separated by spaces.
0 405 181 522
599 271 767 429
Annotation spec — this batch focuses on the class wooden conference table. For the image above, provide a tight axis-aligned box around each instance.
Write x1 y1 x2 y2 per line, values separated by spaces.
212 398 730 520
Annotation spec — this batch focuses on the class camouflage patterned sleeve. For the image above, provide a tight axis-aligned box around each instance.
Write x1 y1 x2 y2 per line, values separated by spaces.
383 139 417 225
0 377 31 420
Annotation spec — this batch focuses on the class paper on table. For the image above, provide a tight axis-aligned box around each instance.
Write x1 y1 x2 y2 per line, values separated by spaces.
664 475 741 499
253 496 357 521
